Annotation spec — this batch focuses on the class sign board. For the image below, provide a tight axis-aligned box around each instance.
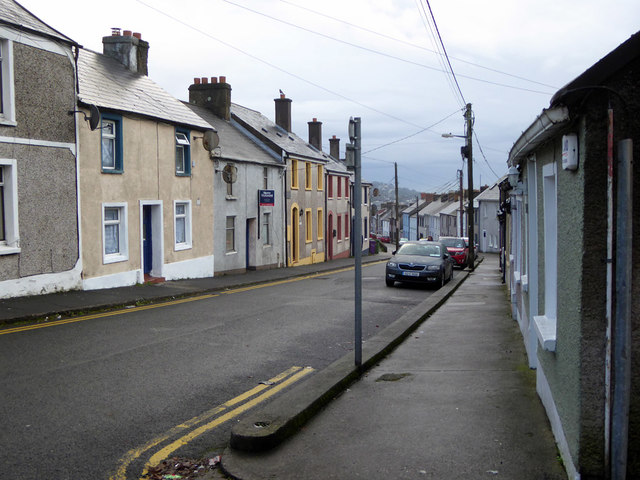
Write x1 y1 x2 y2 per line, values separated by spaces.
259 189 275 206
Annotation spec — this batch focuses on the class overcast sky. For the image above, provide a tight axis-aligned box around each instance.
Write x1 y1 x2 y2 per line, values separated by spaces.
18 0 640 192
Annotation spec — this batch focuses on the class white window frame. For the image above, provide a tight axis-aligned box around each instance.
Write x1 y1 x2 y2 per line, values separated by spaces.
102 202 128 264
174 200 192 251
226 216 236 253
534 161 558 351
0 38 16 126
0 159 19 254
262 212 270 246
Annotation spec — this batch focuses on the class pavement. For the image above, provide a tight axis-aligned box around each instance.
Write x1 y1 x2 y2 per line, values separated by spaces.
1 251 567 480
220 253 567 480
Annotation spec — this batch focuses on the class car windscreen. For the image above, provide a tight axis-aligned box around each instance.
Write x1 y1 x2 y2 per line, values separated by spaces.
440 238 465 248
397 244 441 257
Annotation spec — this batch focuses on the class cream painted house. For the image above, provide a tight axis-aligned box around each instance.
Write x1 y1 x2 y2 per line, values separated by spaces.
76 31 215 290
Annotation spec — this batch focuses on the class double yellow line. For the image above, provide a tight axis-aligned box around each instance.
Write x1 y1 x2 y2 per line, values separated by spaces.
108 366 314 480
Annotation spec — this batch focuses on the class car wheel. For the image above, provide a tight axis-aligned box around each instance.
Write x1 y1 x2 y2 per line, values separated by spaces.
385 278 395 287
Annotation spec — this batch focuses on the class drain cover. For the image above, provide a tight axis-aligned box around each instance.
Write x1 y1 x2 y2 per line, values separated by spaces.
376 373 412 382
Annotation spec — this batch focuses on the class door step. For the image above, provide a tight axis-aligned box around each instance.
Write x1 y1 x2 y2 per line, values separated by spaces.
144 274 166 284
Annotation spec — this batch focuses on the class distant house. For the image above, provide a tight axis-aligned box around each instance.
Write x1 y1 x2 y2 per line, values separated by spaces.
421 197 456 240
76 30 215 289
185 77 286 274
438 200 459 238
323 133 351 260
231 96 331 267
475 181 501 253
505 31 639 479
0 0 81 298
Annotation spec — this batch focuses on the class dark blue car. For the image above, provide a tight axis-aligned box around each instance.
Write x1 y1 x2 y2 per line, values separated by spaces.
385 241 454 288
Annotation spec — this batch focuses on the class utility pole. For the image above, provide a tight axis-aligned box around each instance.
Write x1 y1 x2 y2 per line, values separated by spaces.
416 195 420 240
464 103 475 270
458 169 464 237
394 162 399 251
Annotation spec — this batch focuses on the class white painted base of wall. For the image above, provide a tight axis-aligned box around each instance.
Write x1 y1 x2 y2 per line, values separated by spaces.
0 261 83 299
82 269 139 291
163 255 214 281
536 362 580 480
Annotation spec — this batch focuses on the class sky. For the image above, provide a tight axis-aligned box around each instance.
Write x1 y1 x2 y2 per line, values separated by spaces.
17 0 640 193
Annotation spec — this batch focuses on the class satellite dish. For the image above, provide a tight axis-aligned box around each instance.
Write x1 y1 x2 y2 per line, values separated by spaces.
222 164 237 184
68 104 100 131
202 129 219 152
88 104 100 131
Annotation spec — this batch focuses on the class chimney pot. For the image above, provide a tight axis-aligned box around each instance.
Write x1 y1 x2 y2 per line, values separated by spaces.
111 27 121 36
280 93 285 99
211 77 218 84
219 76 226 83
133 32 142 39
201 77 208 84
123 30 132 37
194 78 201 85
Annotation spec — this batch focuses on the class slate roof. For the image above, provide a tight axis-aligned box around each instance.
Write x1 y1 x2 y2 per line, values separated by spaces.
77 48 211 130
231 103 330 163
475 182 501 202
0 0 76 45
423 199 456 216
183 102 282 166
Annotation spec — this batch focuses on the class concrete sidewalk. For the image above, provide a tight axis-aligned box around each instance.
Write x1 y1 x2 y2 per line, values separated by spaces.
221 254 566 480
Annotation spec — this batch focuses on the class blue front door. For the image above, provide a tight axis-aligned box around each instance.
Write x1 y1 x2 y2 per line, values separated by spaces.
143 205 152 274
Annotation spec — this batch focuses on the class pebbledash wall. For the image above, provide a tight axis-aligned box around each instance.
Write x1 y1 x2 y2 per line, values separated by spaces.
0 23 81 299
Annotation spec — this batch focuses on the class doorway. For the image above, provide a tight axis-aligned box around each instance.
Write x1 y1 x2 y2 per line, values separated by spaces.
291 206 299 264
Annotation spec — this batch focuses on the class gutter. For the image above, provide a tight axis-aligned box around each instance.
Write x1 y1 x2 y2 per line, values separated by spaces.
508 106 570 167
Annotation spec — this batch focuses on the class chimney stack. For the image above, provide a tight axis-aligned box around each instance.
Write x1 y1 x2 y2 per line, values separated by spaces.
102 29 149 75
308 118 322 151
274 93 292 132
189 76 232 120
329 135 340 160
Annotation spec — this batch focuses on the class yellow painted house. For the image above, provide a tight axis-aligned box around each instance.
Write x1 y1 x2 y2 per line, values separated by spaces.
76 31 215 289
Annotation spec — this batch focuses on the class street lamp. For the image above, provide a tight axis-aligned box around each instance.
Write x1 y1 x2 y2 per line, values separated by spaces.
442 104 474 270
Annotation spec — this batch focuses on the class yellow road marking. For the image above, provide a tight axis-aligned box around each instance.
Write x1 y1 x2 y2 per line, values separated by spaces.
140 366 315 479
109 366 312 480
2 260 387 336
0 294 218 335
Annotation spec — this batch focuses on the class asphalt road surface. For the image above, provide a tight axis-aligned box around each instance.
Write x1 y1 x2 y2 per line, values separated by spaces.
0 262 440 479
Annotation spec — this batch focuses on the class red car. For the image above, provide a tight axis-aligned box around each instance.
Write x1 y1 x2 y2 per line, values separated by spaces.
437 236 469 268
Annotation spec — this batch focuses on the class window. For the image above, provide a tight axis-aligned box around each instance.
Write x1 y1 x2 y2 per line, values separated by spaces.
262 212 270 245
317 208 323 239
305 162 312 190
175 129 191 176
226 216 235 252
263 167 268 189
345 178 349 197
0 160 19 254
305 209 312 243
101 114 123 173
317 165 323 190
0 38 15 125
337 175 342 197
174 201 192 250
363 187 368 204
364 216 368 238
291 159 299 189
344 213 349 239
328 175 333 198
337 214 342 240
102 203 128 263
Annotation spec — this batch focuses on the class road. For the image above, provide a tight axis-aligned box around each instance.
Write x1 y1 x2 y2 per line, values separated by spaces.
0 262 440 479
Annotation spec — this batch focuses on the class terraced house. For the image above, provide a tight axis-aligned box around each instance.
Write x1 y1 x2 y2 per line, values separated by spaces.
231 94 330 267
0 0 81 298
76 30 215 289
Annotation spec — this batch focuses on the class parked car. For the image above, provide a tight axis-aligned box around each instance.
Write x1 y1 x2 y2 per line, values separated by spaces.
437 236 469 268
385 241 454 288
399 237 409 246
378 235 391 243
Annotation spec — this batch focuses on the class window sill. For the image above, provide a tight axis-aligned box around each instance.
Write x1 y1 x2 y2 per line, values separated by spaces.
0 245 21 255
175 243 192 251
225 251 237 255
0 118 17 127
176 172 191 177
225 195 237 201
101 169 123 174
103 254 128 264
533 315 557 352
521 274 528 292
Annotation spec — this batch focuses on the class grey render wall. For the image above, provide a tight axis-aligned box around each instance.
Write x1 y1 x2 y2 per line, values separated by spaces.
214 160 284 274
0 41 78 281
